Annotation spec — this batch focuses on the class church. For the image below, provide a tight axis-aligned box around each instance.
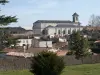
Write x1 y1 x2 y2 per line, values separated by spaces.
33 13 83 37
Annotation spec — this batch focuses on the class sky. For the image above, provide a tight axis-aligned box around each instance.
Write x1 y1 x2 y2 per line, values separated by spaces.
1 0 100 30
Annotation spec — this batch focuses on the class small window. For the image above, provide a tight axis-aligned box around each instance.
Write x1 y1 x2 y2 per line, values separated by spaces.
76 17 78 21
23 40 25 43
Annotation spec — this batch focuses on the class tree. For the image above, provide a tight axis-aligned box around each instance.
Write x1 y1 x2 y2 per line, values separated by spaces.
0 0 17 26
0 0 17 50
88 14 100 26
0 30 10 49
52 37 59 43
7 37 20 48
0 30 19 49
0 0 8 4
68 31 89 59
31 51 65 75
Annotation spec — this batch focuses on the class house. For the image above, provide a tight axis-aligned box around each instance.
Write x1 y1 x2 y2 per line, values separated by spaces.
33 13 84 37
32 38 52 48
17 39 32 48
0 27 26 34
0 27 33 37
0 27 34 49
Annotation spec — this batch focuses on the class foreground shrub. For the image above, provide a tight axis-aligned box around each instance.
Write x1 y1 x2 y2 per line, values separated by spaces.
30 51 65 75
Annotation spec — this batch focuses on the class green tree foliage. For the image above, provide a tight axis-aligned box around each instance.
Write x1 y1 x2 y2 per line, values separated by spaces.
0 31 10 50
0 0 17 50
68 31 90 59
52 37 59 43
0 0 17 25
7 37 19 48
0 30 19 49
31 51 65 75
0 0 8 4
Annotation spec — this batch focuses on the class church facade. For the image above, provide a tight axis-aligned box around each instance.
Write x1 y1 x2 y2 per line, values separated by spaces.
33 13 83 37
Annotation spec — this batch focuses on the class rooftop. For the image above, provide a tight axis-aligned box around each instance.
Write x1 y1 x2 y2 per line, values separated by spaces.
72 12 79 16
0 27 26 32
45 25 55 28
34 20 72 23
56 23 83 28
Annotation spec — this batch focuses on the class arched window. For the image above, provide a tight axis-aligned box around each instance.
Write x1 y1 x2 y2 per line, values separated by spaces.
63 30 66 34
68 30 70 34
42 29 47 35
58 30 61 34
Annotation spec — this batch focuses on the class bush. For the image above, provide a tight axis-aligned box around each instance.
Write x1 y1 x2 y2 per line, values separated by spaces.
66 51 73 55
40 36 50 41
91 48 100 53
89 41 95 48
30 51 65 75
52 37 59 43
88 38 97 41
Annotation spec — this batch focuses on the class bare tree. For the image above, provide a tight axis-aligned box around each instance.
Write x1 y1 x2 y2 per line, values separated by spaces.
88 14 100 26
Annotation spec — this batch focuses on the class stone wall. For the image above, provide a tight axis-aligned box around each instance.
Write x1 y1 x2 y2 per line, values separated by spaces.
0 55 100 71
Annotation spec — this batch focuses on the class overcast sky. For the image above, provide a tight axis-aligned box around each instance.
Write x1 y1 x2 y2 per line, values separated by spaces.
1 0 100 29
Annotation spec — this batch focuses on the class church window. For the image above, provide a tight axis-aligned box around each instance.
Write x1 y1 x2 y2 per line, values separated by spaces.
68 30 70 34
63 30 66 34
42 29 47 35
58 30 61 34
23 40 25 43
76 17 78 21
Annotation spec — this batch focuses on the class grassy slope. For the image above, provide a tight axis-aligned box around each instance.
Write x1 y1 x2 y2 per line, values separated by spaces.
0 64 100 75
0 70 33 75
62 64 100 75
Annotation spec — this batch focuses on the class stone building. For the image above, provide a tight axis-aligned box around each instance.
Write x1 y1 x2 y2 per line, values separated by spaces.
33 13 83 37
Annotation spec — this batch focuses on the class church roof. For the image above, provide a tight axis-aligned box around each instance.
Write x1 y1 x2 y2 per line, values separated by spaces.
56 24 83 28
72 12 79 16
45 25 54 28
34 20 72 23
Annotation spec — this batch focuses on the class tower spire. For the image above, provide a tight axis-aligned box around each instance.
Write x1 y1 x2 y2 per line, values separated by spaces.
72 12 79 23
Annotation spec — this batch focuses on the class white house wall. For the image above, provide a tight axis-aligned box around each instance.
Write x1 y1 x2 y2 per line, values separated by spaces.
40 23 57 33
41 23 57 29
33 23 57 35
33 21 83 35
48 28 56 35
17 39 32 47
39 41 52 47
47 27 83 36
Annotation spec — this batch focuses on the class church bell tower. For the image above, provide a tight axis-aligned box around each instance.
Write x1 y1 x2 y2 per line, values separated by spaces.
72 12 79 23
